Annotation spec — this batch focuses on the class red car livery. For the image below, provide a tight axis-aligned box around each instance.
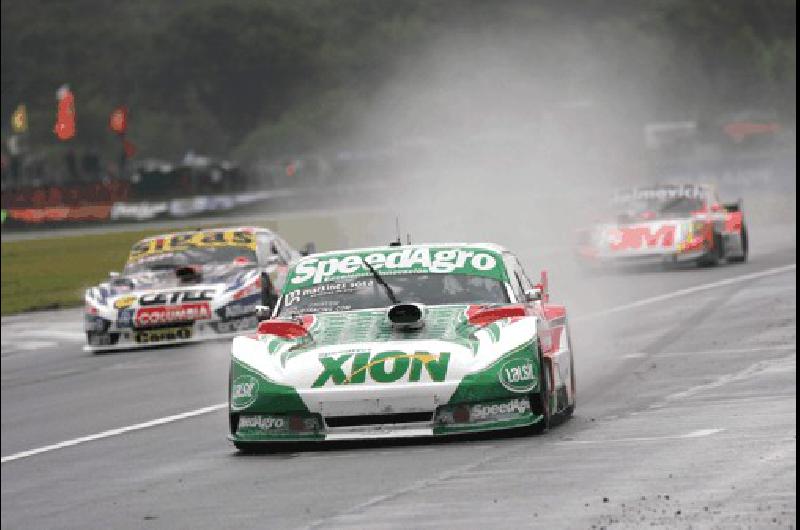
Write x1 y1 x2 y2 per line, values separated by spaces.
577 184 748 267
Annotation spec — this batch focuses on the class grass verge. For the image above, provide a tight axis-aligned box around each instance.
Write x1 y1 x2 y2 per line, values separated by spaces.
1 212 382 315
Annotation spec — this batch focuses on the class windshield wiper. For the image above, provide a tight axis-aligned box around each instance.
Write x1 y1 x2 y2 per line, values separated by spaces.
360 257 399 305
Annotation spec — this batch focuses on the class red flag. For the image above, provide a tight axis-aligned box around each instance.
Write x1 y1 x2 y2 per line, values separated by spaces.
110 106 128 135
54 88 76 141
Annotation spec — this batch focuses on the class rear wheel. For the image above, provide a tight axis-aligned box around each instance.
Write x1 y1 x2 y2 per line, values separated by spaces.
559 350 577 421
728 225 749 263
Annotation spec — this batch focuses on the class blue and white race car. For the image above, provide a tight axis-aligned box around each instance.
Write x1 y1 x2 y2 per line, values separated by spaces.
84 226 312 352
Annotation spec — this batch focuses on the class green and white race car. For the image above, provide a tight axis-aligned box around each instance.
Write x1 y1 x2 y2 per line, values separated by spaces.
228 243 576 449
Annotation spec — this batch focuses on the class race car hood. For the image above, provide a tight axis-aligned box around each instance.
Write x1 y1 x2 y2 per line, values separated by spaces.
232 304 540 392
87 264 265 310
109 263 258 294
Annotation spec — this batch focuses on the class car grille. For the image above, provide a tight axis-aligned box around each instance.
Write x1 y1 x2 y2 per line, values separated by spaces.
324 412 433 428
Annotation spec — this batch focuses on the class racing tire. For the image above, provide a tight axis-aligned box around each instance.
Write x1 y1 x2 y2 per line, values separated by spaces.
233 441 263 454
551 350 576 425
526 350 551 435
560 349 577 421
698 233 723 267
727 224 749 263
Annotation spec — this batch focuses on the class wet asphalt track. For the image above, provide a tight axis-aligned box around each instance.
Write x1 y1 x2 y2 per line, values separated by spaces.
1 223 796 529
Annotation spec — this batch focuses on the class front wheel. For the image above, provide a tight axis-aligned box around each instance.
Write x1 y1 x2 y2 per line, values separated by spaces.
527 352 551 435
698 233 723 267
233 441 258 453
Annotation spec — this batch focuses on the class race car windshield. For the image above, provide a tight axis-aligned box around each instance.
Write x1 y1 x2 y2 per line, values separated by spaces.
278 273 509 315
614 196 705 220
124 246 258 273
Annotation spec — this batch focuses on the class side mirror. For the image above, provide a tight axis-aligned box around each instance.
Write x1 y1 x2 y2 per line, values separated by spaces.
255 305 272 321
539 270 550 303
524 287 543 302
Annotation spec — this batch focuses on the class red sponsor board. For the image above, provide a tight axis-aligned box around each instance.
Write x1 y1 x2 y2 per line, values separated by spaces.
609 225 676 251
8 205 112 223
135 303 211 327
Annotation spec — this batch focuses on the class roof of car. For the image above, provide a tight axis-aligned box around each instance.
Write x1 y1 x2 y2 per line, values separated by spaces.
302 242 511 261
617 183 715 192
135 226 274 242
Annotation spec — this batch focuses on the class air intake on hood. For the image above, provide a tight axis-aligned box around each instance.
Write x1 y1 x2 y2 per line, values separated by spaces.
387 303 426 331
176 266 202 284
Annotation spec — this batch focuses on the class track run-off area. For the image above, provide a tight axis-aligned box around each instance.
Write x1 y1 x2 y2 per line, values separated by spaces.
2 222 796 529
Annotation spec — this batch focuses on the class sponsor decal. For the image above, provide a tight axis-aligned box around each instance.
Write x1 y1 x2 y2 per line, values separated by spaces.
312 351 450 387
128 230 256 261
470 398 531 421
113 295 137 309
287 247 504 289
134 326 191 343
608 224 676 251
231 375 259 410
135 303 211 326
138 289 215 306
238 415 286 430
110 201 168 221
117 308 134 328
237 415 319 433
614 184 708 202
498 357 538 393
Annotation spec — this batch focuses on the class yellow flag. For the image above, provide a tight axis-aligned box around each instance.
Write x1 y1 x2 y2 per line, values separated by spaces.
11 104 27 133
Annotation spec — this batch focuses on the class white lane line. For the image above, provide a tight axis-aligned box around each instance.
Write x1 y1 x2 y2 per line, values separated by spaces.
557 428 724 445
573 263 796 322
1 262 795 464
0 403 226 464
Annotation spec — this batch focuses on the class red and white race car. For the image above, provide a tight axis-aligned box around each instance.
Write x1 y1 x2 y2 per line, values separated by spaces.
577 184 748 268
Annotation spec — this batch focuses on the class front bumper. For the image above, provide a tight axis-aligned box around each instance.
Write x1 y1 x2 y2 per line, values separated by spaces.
229 339 546 444
578 248 706 266
228 395 543 444
84 315 258 352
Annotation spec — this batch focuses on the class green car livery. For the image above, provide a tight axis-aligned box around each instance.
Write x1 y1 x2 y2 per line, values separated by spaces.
229 243 575 447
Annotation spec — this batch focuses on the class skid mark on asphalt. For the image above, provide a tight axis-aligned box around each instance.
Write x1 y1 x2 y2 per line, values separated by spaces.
622 343 796 359
554 428 724 445
302 429 724 529
652 353 796 407
573 263 796 322
1 262 795 465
